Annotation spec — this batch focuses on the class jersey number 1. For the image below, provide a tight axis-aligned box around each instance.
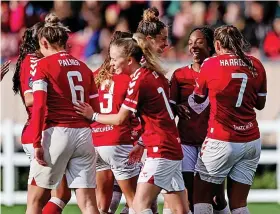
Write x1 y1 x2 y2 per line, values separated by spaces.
67 71 85 104
232 73 248 107
157 87 175 119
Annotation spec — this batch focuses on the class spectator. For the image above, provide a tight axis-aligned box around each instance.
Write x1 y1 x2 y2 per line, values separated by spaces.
263 17 280 59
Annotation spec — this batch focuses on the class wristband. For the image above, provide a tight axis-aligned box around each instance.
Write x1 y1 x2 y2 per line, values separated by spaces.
137 137 145 147
92 112 99 121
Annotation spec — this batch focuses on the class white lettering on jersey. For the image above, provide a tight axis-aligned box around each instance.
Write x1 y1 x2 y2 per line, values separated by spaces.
92 125 114 133
58 59 80 67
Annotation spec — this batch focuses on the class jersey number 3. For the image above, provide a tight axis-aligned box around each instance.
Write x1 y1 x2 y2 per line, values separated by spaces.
67 71 85 104
232 73 248 107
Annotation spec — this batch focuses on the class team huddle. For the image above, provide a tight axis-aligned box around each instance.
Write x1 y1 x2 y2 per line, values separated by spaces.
2 6 267 214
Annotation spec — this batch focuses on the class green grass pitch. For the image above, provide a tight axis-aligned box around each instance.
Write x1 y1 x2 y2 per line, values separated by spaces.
1 203 280 214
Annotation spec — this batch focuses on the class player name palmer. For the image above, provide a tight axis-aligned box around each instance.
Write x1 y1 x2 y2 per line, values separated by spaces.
58 59 80 67
220 59 252 67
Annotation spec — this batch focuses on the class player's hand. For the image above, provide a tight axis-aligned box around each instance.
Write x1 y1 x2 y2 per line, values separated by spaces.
176 104 191 120
34 147 47 166
1 60 11 81
128 144 144 164
74 101 94 120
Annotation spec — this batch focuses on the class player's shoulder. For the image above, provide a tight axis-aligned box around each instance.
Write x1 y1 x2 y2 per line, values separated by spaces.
248 55 265 70
114 73 131 83
173 65 192 77
200 55 219 69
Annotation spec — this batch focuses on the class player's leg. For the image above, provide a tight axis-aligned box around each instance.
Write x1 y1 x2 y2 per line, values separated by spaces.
133 158 187 213
109 181 123 214
212 182 229 214
163 190 189 214
66 128 99 214
96 169 114 212
102 145 140 209
133 182 162 213
26 185 51 214
43 175 72 214
227 139 261 213
193 138 236 214
26 127 72 213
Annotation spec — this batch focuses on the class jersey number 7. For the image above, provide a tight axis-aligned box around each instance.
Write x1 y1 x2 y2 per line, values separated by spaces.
231 73 248 107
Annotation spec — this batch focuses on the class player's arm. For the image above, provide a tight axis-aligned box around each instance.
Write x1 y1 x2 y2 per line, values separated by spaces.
255 66 267 110
89 74 100 113
194 63 208 104
31 65 47 149
169 71 179 114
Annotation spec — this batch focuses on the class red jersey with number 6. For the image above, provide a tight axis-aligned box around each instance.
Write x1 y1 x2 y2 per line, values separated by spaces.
19 54 39 144
31 51 99 148
122 67 183 160
91 72 133 146
194 54 267 142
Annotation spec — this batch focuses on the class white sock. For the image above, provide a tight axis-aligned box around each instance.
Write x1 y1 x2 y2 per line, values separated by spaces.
129 208 136 214
49 197 66 210
163 208 172 214
231 207 250 214
121 204 129 214
188 211 193 214
140 209 153 214
194 203 213 214
108 191 122 213
213 205 230 214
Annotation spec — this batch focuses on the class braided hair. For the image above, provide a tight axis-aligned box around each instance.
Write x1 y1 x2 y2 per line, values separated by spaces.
12 22 43 94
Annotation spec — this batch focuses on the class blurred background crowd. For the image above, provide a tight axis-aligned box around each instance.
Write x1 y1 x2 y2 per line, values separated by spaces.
1 0 280 65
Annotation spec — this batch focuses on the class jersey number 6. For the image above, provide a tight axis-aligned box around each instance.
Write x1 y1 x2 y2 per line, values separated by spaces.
67 71 85 104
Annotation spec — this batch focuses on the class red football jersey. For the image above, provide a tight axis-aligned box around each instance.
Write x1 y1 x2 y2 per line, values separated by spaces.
19 54 39 144
170 65 210 146
31 51 98 148
194 54 267 142
122 67 183 160
91 73 133 146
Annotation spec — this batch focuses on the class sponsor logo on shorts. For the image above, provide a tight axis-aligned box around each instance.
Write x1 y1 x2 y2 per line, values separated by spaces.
92 125 114 133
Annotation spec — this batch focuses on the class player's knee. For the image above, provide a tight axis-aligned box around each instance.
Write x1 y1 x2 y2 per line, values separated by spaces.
212 195 227 210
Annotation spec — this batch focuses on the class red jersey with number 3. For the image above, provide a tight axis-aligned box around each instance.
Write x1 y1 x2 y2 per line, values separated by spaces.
31 51 99 148
122 67 183 160
194 54 267 142
91 73 133 146
170 65 210 146
19 54 39 144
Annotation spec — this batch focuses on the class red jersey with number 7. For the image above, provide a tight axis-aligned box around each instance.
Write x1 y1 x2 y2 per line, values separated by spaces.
31 51 99 148
122 67 183 160
194 54 267 142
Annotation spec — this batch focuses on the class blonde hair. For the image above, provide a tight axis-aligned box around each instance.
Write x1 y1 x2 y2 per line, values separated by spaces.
95 31 133 88
38 13 71 48
111 33 165 75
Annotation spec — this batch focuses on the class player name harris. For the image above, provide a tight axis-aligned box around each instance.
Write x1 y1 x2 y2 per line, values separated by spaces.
58 59 80 67
220 59 251 67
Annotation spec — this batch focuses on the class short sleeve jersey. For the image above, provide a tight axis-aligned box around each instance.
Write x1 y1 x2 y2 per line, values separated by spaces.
194 54 267 142
170 65 210 146
32 51 97 129
91 73 133 146
122 67 183 160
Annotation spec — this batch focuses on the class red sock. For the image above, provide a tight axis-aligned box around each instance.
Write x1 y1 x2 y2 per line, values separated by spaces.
42 201 62 214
